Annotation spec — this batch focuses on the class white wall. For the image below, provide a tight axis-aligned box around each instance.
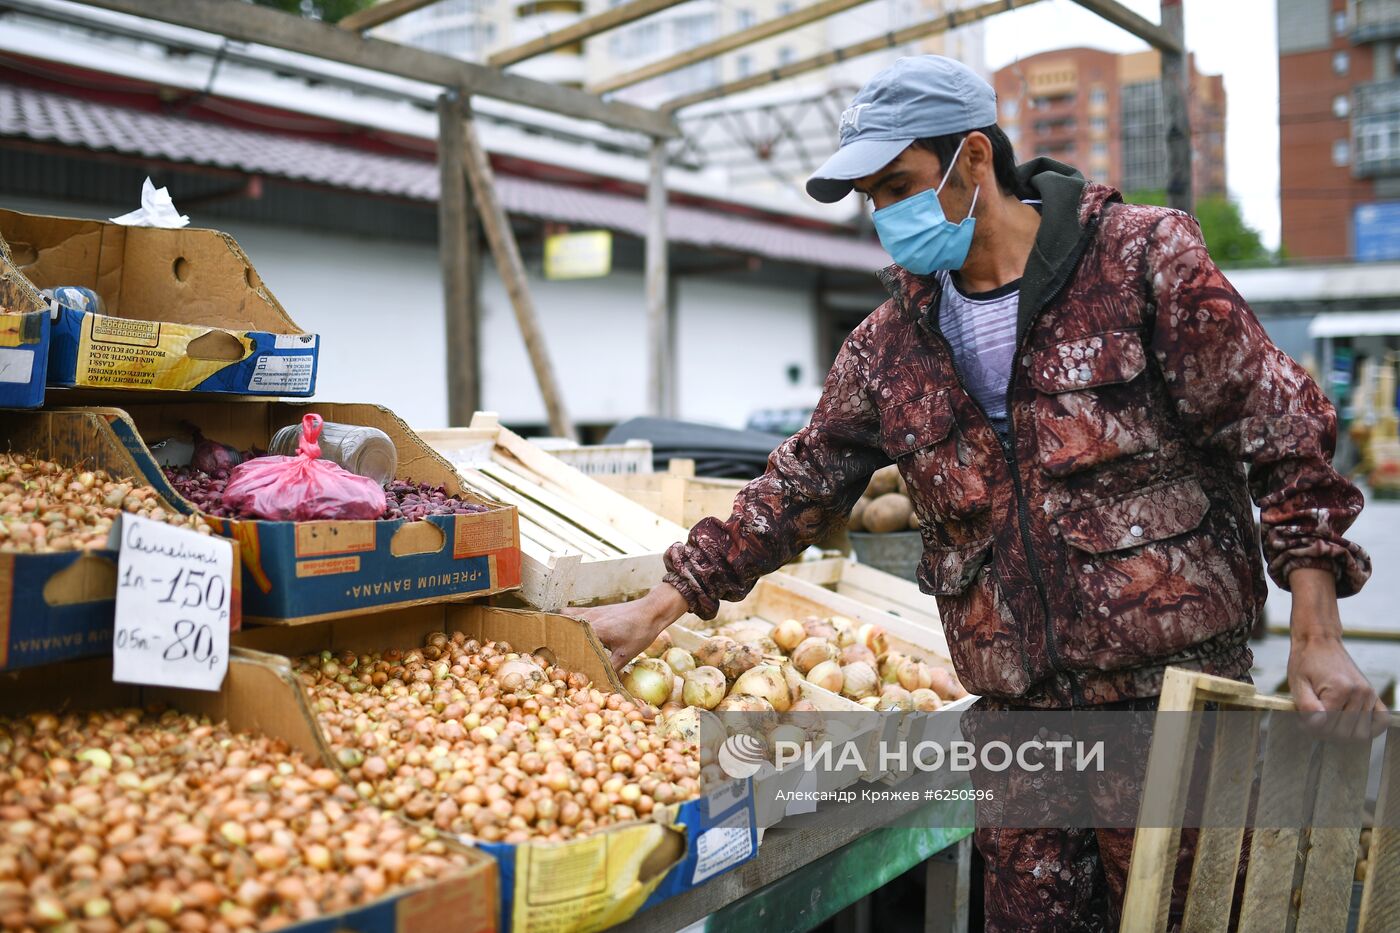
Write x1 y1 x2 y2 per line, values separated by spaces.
3 195 822 431
674 276 819 428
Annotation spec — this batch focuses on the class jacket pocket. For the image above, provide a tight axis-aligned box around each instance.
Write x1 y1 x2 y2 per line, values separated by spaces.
920 536 1033 697
880 391 991 521
1029 330 1161 477
1054 477 1248 670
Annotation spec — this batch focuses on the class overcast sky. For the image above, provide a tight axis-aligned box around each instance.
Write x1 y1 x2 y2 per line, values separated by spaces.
982 0 1280 247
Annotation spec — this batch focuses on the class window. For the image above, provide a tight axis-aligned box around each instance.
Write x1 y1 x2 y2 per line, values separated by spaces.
777 0 794 13
736 53 752 78
1334 51 1350 76
736 7 754 28
1001 99 1019 119
1091 116 1108 134
777 45 795 66
1334 10 1347 35
1093 142 1109 158
1335 94 1351 118
1090 86 1108 107
1334 138 1351 166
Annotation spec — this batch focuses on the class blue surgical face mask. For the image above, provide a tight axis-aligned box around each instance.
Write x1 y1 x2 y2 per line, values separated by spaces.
871 137 980 274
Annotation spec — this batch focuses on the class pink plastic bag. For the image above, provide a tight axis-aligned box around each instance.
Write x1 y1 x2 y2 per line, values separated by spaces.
222 414 387 521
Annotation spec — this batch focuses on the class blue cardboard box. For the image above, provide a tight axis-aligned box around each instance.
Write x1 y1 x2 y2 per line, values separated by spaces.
0 207 319 396
95 401 521 624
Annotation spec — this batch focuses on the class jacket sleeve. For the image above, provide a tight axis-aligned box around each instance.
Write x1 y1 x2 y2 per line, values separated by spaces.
662 314 892 619
1147 211 1370 596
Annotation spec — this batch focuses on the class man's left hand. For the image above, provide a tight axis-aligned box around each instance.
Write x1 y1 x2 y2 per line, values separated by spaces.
1287 567 1388 741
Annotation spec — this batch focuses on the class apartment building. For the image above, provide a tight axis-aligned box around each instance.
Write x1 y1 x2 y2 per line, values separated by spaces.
1278 0 1400 261
992 47 1226 197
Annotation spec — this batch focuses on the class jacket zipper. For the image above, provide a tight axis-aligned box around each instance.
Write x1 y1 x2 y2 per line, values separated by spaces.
1000 214 1101 704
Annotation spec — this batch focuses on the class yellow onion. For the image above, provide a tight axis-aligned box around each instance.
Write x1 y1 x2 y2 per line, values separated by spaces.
693 636 736 669
682 667 727 710
909 688 943 712
623 658 675 707
879 685 913 711
806 660 844 694
644 630 673 658
840 661 879 700
857 623 889 656
840 643 878 668
897 658 933 692
662 648 697 675
730 664 792 712
772 619 807 654
791 637 839 674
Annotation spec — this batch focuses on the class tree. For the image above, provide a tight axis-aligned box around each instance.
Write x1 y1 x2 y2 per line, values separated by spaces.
1126 190 1273 267
250 0 377 22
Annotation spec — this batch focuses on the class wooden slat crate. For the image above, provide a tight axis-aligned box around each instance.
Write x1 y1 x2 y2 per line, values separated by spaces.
1121 667 1397 932
419 413 687 610
777 556 946 658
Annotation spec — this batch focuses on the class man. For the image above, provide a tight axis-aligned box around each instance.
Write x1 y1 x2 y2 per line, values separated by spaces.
578 56 1379 926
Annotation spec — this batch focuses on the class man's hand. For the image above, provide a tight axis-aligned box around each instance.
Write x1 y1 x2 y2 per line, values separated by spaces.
1286 567 1387 741
566 584 690 670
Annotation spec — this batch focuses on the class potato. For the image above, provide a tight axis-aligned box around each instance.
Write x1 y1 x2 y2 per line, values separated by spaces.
849 497 868 531
864 493 912 533
865 465 900 498
908 508 920 530
895 470 908 496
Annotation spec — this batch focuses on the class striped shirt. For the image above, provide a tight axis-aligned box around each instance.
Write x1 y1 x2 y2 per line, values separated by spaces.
934 269 1020 438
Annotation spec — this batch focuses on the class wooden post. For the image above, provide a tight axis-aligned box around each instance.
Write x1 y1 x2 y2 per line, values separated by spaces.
437 91 480 425
1160 0 1193 213
458 114 577 440
646 139 669 417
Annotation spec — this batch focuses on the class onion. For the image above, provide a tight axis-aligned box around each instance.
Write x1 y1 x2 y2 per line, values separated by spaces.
779 662 805 699
644 631 673 658
662 648 697 675
693 636 736 669
767 724 808 758
879 685 913 711
897 658 933 692
802 619 837 641
928 668 967 700
839 661 878 700
714 695 775 714
857 623 889 656
717 643 762 682
730 664 792 712
909 688 943 712
623 658 674 707
791 637 839 674
840 643 878 668
806 660 844 694
879 652 907 685
668 675 684 706
772 619 807 653
682 667 727 710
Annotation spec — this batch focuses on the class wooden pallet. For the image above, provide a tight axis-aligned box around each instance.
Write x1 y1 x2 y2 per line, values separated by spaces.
418 413 687 610
1121 668 1397 932
597 458 746 528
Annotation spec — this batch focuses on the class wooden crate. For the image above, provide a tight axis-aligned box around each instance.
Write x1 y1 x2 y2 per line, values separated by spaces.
418 413 687 611
778 556 945 657
597 458 746 528
1122 668 1397 932
682 570 971 783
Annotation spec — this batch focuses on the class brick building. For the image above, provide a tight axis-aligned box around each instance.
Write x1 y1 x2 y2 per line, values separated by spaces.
1278 0 1400 262
993 47 1226 198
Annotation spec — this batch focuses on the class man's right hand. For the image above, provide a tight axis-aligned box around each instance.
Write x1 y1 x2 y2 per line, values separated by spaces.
566 583 691 670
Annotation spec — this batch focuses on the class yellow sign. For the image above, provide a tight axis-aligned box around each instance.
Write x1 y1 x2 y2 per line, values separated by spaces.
544 230 613 280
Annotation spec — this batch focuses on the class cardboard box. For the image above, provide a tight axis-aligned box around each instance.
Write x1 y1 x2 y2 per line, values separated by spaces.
0 652 498 933
0 208 319 396
234 603 758 933
88 401 522 625
0 248 52 408
0 409 242 671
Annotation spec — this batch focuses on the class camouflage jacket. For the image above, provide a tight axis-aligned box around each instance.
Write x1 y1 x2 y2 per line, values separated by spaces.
663 160 1371 707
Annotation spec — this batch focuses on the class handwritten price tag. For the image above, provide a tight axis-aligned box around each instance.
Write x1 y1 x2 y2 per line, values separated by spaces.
112 514 233 691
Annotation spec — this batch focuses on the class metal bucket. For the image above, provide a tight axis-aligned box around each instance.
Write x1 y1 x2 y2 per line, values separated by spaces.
848 531 922 582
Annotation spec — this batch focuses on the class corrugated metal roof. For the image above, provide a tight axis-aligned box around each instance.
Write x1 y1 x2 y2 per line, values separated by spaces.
0 83 889 272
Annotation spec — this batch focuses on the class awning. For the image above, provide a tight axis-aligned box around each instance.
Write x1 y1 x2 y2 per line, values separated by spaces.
1308 311 1400 338
0 82 891 272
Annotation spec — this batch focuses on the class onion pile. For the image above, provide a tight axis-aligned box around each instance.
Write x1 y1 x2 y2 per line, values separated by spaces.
693 615 968 712
295 633 701 845
0 705 472 931
0 454 212 553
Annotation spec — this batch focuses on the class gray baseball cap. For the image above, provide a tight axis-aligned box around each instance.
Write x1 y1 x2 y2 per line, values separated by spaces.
807 55 998 203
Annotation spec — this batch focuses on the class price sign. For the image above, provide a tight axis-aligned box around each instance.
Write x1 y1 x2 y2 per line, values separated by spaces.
112 514 233 691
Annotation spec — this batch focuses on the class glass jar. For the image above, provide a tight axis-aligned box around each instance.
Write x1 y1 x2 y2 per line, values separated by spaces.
269 420 398 486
